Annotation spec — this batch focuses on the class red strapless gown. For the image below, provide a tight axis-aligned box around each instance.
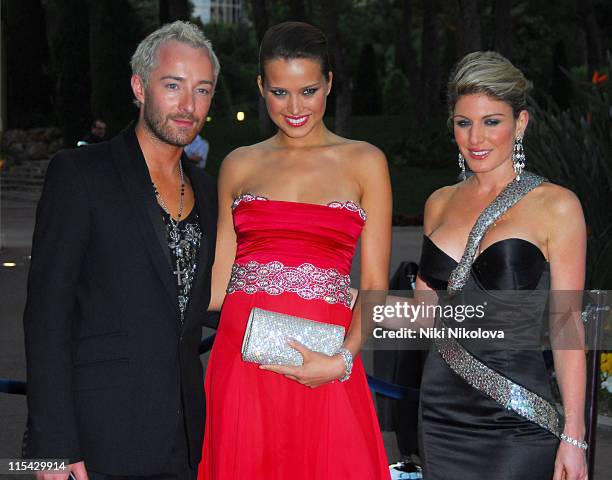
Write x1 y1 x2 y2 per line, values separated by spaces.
198 194 390 479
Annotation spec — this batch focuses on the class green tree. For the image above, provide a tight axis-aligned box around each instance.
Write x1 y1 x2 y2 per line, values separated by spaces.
159 0 191 22
318 0 352 136
550 41 573 109
199 22 259 118
419 0 442 119
579 0 606 77
456 0 482 54
248 0 274 137
383 68 409 115
528 79 612 288
43 0 91 146
88 0 147 135
394 0 420 111
4 0 55 129
493 0 513 58
353 43 382 115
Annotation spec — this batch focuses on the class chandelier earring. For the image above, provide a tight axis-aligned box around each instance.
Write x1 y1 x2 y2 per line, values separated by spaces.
512 136 526 181
458 152 466 181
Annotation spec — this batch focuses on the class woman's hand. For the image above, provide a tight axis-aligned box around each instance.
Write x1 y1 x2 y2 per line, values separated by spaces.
259 340 346 388
553 441 588 480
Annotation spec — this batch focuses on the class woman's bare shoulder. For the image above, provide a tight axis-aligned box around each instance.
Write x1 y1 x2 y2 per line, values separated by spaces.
536 181 584 219
426 184 458 210
220 141 274 174
422 184 458 232
341 140 387 173
218 143 273 194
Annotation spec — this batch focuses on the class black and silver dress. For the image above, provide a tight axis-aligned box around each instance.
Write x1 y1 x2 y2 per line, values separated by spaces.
418 173 561 479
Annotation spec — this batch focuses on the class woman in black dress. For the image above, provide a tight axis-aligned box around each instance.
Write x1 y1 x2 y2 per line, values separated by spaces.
416 51 588 480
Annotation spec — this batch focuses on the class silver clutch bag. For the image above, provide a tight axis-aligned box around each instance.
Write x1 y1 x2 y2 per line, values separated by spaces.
241 308 345 366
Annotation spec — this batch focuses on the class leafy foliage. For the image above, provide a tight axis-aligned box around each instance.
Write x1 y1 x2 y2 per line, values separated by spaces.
383 68 409 115
4 0 611 172
353 44 382 115
89 1 146 136
43 0 92 146
527 66 612 288
197 22 260 117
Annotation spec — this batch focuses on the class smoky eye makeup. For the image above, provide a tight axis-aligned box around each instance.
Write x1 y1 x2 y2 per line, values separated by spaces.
484 118 502 126
453 114 505 127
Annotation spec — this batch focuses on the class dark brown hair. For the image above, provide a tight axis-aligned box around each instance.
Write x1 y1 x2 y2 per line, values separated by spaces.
259 21 331 81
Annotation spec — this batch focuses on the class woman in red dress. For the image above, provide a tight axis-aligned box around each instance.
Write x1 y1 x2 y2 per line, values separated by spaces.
198 21 392 479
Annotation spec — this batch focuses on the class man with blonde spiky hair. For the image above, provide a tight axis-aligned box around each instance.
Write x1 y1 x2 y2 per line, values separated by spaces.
23 21 219 480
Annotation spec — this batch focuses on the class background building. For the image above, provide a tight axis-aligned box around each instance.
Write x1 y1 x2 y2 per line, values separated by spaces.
192 0 245 24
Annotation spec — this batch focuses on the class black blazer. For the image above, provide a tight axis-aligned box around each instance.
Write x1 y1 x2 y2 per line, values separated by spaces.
22 125 217 475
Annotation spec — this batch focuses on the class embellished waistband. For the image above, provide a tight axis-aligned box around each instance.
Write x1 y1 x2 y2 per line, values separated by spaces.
435 332 561 437
226 260 352 308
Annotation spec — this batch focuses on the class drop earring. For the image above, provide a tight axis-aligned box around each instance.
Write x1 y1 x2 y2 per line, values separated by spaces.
512 136 526 181
458 152 466 181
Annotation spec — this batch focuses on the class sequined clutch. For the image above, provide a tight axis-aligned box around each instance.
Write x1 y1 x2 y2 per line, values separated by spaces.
241 308 345 366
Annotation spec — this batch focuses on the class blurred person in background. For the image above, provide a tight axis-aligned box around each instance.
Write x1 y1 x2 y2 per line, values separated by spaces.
184 131 209 168
77 119 107 146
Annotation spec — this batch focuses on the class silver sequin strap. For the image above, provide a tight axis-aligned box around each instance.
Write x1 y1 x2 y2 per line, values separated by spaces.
435 333 561 437
447 172 546 294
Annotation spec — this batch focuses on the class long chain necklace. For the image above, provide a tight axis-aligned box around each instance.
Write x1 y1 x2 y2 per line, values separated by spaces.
152 162 186 286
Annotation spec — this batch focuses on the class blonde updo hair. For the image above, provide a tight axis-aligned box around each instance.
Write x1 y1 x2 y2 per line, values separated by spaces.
447 51 532 119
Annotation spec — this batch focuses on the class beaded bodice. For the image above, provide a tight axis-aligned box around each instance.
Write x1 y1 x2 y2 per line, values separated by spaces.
226 194 366 308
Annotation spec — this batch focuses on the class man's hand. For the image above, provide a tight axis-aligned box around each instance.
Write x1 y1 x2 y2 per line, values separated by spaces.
36 461 88 480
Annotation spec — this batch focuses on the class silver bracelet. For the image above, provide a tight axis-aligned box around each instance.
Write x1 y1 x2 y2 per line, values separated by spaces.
560 433 588 450
335 347 353 382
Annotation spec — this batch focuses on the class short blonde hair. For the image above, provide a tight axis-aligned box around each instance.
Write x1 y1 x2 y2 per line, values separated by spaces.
447 51 531 118
130 21 220 87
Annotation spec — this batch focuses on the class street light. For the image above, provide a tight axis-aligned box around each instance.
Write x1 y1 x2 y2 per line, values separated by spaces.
236 111 245 121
